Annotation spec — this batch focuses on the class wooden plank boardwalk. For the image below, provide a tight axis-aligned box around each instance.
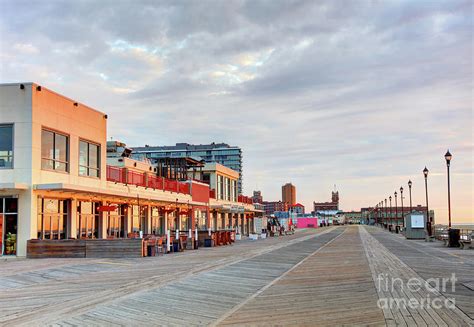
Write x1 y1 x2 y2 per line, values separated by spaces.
366 226 474 323
0 228 338 326
361 226 473 327
219 225 385 326
0 225 472 326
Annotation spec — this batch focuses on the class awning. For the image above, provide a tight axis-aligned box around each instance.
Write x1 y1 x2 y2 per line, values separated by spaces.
0 183 29 190
33 183 206 206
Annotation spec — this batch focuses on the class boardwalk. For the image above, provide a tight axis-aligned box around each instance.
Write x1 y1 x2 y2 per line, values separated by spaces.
0 226 472 326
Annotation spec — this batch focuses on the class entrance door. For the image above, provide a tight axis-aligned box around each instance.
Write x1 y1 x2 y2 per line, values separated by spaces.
1 198 18 255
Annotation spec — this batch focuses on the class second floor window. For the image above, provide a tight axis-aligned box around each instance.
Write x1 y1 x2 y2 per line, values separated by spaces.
41 129 68 172
0 124 13 168
79 140 100 177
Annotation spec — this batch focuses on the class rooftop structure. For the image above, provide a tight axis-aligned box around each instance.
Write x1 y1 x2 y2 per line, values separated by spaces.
313 191 339 212
132 142 243 194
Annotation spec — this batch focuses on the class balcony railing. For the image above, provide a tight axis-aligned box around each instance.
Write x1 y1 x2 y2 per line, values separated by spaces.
106 165 190 195
238 195 253 204
106 165 254 205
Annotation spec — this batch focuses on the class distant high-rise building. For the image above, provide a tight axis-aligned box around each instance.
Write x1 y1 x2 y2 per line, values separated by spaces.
252 190 263 204
282 183 296 206
132 142 243 193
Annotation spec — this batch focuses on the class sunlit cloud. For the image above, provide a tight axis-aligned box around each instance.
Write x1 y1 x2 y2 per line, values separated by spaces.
0 0 471 222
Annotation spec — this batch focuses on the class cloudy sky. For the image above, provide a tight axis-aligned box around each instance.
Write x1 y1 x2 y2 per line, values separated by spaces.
1 0 472 223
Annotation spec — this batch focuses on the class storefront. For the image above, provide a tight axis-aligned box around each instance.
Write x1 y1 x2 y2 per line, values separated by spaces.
37 197 68 240
1 197 18 255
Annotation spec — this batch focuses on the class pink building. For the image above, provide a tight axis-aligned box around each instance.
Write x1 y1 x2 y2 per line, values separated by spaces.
296 217 319 228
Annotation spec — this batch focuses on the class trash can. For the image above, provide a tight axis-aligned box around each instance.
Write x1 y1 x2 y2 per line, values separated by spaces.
173 240 179 252
448 229 460 247
204 238 212 247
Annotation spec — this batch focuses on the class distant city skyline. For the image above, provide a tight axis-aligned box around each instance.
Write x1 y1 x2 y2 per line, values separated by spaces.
0 1 472 223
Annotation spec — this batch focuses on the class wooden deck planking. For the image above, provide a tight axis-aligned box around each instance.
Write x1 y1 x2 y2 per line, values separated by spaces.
1 225 472 326
51 229 344 326
361 226 473 327
366 226 474 321
0 228 338 325
220 226 386 326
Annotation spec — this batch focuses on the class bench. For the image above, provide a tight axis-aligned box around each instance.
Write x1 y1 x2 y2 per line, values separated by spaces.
459 232 474 250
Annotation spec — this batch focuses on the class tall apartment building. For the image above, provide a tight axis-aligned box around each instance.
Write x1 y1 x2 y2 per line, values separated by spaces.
132 143 243 194
282 183 296 206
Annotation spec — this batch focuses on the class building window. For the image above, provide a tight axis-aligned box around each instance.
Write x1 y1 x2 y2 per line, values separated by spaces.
150 207 164 235
76 201 99 239
37 198 69 240
106 204 126 238
0 124 13 169
131 205 146 234
196 209 207 230
41 129 69 172
218 175 224 200
79 140 100 177
179 214 189 231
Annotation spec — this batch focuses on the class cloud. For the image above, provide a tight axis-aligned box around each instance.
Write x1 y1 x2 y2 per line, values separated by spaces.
0 0 472 222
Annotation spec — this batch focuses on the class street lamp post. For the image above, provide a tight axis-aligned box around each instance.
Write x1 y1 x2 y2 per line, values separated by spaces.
445 150 452 229
423 167 430 238
380 201 383 226
408 180 412 213
384 198 387 227
389 196 392 230
394 191 398 232
400 187 404 228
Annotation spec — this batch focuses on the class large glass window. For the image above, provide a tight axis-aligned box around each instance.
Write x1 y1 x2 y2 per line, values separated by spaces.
218 175 224 200
1 197 18 255
41 129 69 172
196 209 207 230
150 207 164 235
179 214 189 231
131 205 146 234
106 204 126 238
76 201 99 239
37 198 69 240
79 140 100 177
0 124 13 169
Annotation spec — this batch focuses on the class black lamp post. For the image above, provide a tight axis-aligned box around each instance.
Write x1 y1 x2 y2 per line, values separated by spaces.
400 186 404 228
445 150 452 229
384 198 387 227
408 180 412 213
380 201 383 225
423 167 430 237
389 196 392 229
394 191 398 230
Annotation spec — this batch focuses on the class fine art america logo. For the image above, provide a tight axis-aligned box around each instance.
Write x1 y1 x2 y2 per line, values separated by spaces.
376 273 457 310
